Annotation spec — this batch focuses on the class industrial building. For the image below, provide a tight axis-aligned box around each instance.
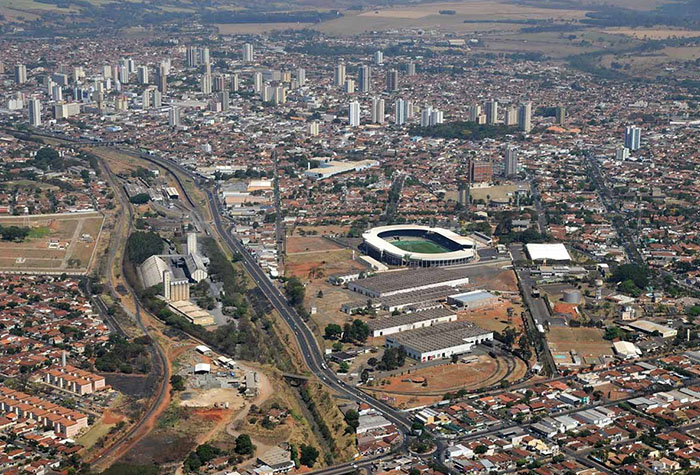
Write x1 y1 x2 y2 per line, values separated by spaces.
384 321 493 362
625 320 677 339
304 159 379 180
168 300 216 326
368 307 457 337
525 243 571 263
348 267 472 298
447 290 498 310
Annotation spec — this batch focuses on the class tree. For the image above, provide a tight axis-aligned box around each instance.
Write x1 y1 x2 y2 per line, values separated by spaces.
170 375 185 391
342 319 370 343
126 231 163 264
299 444 319 467
344 409 360 430
474 444 488 454
338 361 350 373
611 263 649 290
129 193 150 204
379 346 406 371
324 324 342 340
235 434 254 455
285 277 306 307
0 225 30 242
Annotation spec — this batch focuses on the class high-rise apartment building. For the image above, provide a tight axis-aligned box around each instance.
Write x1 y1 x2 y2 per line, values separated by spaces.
334 62 346 87
371 97 385 124
504 145 518 178
349 101 361 127
28 98 41 127
518 102 532 133
242 43 254 62
137 65 149 85
15 64 27 84
624 126 641 151
359 65 371 93
386 69 398 92
485 100 498 125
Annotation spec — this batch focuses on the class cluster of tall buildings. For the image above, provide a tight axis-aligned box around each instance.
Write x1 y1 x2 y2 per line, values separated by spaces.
469 99 532 132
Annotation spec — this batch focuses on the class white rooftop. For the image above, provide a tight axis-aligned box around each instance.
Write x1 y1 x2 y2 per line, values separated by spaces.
526 243 571 261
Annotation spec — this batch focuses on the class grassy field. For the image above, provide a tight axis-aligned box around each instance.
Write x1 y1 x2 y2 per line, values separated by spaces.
0 212 104 273
389 238 449 254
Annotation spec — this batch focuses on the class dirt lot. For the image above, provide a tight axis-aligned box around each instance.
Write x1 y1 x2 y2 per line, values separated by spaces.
447 183 530 203
548 327 614 361
0 212 104 272
470 267 519 292
285 248 364 279
286 236 345 254
363 353 528 408
458 298 524 334
179 388 245 408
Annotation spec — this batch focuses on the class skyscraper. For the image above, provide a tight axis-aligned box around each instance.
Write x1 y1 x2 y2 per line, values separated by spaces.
28 98 41 127
253 72 263 93
296 68 306 87
386 69 398 92
231 73 240 92
624 126 641 151
469 104 482 122
308 121 320 136
169 107 180 126
421 106 443 127
407 62 416 76
334 62 346 87
518 102 532 133
359 65 371 93
371 97 385 124
137 65 149 85
200 74 212 94
156 66 167 94
505 105 518 126
395 99 407 125
118 65 129 84
200 47 210 65
51 84 63 102
504 145 518 178
142 89 151 109
186 47 198 68
242 43 254 62
615 145 630 161
349 101 360 127
374 51 384 65
344 79 355 94
219 91 230 112
152 89 162 108
273 86 286 105
485 100 498 125
213 74 225 92
555 106 566 126
15 64 27 84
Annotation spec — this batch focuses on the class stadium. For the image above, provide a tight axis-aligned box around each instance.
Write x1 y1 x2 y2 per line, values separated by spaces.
362 225 477 267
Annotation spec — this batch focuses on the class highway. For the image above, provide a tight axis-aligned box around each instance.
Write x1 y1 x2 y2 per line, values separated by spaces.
127 150 417 473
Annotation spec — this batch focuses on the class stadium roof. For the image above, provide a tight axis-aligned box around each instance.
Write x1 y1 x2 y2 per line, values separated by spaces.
363 225 476 263
525 243 571 262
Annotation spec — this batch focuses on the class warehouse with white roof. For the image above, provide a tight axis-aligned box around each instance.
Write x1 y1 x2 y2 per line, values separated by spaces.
525 243 571 263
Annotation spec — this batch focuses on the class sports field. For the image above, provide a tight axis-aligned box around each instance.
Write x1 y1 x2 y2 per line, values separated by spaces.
387 238 449 254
